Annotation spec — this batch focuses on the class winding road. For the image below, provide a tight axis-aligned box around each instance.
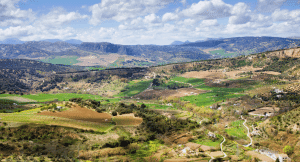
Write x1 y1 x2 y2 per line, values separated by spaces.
241 115 253 147
208 135 227 162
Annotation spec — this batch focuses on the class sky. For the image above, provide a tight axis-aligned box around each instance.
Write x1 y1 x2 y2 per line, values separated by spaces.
1 0 300 45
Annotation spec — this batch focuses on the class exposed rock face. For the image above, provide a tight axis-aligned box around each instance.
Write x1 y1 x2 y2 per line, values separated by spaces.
269 47 300 58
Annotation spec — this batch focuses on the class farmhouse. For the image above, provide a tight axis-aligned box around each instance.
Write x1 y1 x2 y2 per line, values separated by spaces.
207 131 216 138
56 106 62 110
275 154 291 162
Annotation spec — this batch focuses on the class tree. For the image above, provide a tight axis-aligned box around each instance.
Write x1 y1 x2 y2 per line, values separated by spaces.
275 158 279 162
283 145 294 155
112 111 117 116
141 104 146 109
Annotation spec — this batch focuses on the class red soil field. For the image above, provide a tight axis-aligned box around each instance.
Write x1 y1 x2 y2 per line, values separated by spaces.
37 104 112 123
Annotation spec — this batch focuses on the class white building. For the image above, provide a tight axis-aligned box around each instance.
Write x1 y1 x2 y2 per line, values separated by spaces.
276 154 291 162
207 132 216 138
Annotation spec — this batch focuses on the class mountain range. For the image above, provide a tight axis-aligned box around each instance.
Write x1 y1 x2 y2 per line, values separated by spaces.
0 36 299 67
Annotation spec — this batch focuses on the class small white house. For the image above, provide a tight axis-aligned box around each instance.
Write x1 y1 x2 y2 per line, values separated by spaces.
56 106 62 109
276 154 291 162
166 103 173 106
13 103 17 106
274 89 283 94
207 132 216 138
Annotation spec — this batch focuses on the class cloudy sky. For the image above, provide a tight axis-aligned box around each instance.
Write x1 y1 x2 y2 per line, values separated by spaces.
1 0 300 45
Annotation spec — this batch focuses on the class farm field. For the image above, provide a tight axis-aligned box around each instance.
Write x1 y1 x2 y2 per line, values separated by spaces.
112 113 143 126
0 93 121 103
38 104 112 123
114 80 152 97
40 56 81 65
173 78 246 107
226 120 248 140
0 107 113 132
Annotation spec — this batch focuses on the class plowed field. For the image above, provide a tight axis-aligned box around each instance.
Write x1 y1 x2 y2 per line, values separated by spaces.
38 104 112 123
113 113 143 126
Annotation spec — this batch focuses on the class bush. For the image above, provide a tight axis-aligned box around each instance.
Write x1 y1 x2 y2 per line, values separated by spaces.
112 111 117 116
283 145 294 155
96 108 105 113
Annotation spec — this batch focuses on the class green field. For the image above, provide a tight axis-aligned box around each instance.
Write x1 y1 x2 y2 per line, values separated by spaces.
172 77 245 107
114 80 152 97
40 56 81 65
0 93 121 104
226 120 248 139
171 77 205 86
193 137 222 147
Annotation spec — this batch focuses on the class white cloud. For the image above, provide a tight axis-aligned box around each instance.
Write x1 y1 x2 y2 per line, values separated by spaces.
144 14 161 24
89 0 174 25
272 9 300 23
228 2 251 24
180 0 232 20
35 7 88 28
0 0 36 26
255 0 287 13
162 12 180 22
200 19 219 27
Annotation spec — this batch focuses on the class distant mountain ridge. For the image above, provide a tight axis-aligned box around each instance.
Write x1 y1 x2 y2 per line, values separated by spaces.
0 36 299 67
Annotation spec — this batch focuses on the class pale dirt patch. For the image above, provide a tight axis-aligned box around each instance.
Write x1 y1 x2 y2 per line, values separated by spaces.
181 66 263 80
74 54 150 66
209 151 224 157
185 142 201 150
135 88 208 100
37 104 112 123
202 48 222 54
113 113 143 126
0 96 36 102
248 107 280 116
260 71 281 75
245 151 274 162
200 145 213 152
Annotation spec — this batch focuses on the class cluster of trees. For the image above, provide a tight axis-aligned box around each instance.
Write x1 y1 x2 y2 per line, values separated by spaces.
69 98 100 108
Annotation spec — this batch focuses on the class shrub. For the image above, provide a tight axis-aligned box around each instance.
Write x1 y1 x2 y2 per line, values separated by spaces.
283 145 294 155
96 108 105 113
112 111 117 116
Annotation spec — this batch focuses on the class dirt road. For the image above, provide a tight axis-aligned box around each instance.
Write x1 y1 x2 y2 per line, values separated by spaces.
241 115 253 147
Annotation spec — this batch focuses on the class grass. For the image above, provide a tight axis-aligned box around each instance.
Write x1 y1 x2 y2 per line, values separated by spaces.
40 56 81 65
130 140 163 159
0 107 113 132
226 120 248 139
0 93 121 103
145 103 176 110
114 80 152 97
168 77 248 107
170 77 204 86
193 138 222 147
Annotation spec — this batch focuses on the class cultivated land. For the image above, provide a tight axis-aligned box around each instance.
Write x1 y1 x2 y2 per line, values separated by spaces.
1 47 300 161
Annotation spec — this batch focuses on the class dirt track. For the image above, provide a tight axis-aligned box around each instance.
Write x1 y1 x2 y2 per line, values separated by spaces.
38 104 112 123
